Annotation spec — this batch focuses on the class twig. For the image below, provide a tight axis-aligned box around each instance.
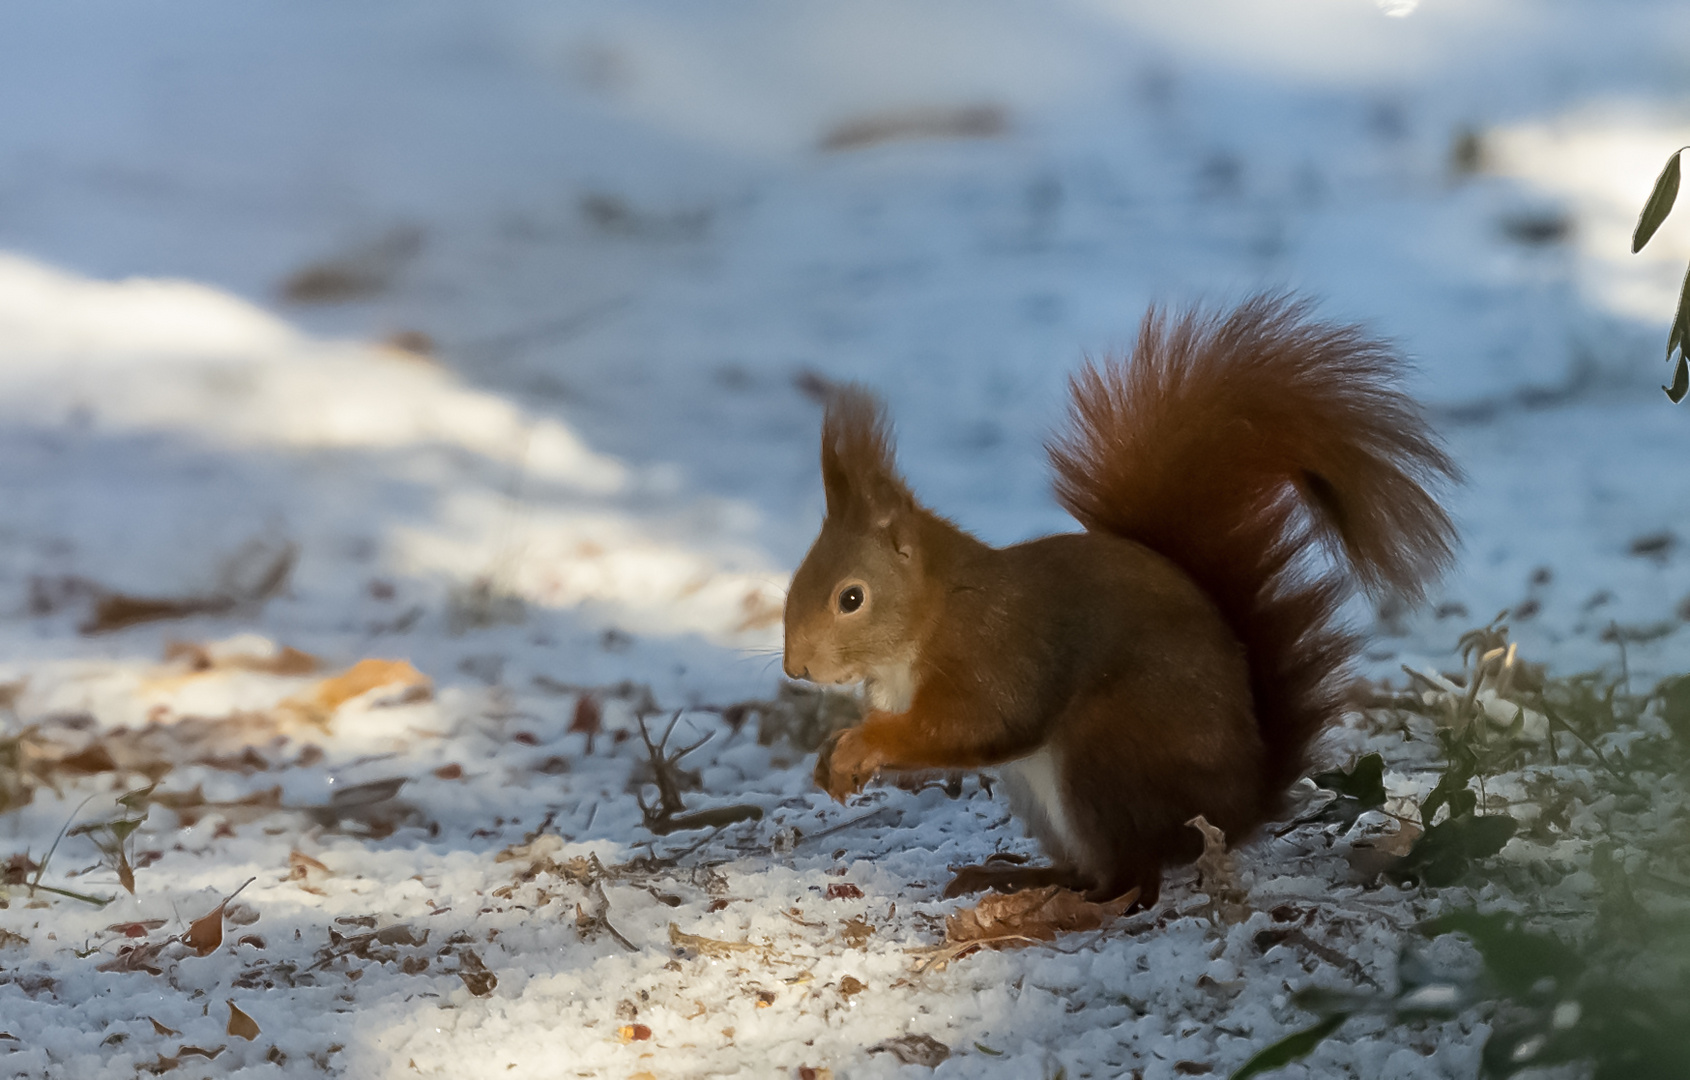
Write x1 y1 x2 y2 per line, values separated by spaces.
796 805 899 846
633 711 764 836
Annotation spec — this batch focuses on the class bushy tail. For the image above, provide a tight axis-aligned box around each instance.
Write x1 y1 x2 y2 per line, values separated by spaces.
1048 295 1459 802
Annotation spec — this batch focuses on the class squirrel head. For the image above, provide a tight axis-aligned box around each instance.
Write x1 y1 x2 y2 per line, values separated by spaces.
784 386 929 694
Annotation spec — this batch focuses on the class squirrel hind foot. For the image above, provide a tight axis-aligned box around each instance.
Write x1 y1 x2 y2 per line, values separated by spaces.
942 863 1157 911
941 862 1090 899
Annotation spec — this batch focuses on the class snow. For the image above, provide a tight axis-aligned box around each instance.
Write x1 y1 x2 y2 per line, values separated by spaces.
1 1 1688 1077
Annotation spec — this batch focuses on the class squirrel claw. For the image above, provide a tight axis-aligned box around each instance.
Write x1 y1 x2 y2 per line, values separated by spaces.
815 727 877 801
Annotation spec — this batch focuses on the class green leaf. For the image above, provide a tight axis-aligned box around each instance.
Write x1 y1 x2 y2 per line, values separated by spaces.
1633 150 1681 253
1307 753 1388 832
974 1043 1003 1056
116 782 158 812
1668 261 1690 360
1665 353 1689 404
107 818 143 843
1312 754 1386 804
1423 910 1581 996
1388 812 1516 887
1230 1014 1349 1080
1658 675 1690 742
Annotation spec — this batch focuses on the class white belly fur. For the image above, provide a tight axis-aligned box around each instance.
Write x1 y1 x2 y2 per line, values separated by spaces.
998 745 1084 867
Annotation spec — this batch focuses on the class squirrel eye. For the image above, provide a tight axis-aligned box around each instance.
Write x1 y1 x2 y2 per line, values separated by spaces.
837 584 865 614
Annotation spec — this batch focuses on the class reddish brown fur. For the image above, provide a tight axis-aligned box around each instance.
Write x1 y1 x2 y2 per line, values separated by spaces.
1048 295 1459 814
788 295 1458 904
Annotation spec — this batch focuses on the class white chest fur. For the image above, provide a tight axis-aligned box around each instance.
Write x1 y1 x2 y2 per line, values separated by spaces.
863 650 918 713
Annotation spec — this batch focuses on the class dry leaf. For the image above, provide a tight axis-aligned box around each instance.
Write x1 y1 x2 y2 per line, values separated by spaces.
820 104 1007 152
182 877 256 957
798 1068 835 1080
1347 819 1424 878
176 1045 223 1060
668 922 760 958
867 1034 951 1067
280 658 431 727
97 941 167 975
456 948 498 997
161 640 319 677
109 920 166 938
617 1024 652 1043
1188 815 1249 924
226 1001 259 1041
181 908 222 957
838 976 866 998
824 882 864 900
839 916 874 949
945 885 1138 945
83 593 235 635
148 1018 179 1037
288 850 330 880
56 743 120 774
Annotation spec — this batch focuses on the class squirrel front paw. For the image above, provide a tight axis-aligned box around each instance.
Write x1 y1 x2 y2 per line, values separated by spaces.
815 727 880 802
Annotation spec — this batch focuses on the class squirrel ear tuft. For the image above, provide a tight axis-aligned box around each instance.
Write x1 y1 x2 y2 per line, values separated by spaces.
820 384 909 520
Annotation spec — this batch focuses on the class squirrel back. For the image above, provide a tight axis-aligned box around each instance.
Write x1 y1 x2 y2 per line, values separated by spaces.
1048 294 1459 807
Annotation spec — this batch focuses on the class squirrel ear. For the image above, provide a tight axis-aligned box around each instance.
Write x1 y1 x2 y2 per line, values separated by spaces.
819 385 906 520
879 503 917 562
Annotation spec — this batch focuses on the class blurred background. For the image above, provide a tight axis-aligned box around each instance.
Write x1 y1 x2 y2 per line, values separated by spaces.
2 0 1689 694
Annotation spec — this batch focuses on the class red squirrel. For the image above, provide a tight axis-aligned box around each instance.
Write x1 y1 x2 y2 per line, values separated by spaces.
782 295 1458 905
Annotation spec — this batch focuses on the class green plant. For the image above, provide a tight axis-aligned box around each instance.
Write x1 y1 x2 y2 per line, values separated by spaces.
1232 615 1690 1078
66 782 155 894
1631 147 1690 402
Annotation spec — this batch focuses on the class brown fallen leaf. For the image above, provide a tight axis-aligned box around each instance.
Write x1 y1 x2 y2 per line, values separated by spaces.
839 916 874 949
148 1017 179 1037
456 948 498 997
867 1034 951 1067
945 885 1138 945
569 694 601 753
820 104 1007 152
279 658 431 727
288 850 330 880
1188 815 1249 924
56 742 120 774
97 941 167 975
176 1045 223 1060
84 593 236 635
182 877 256 957
142 1053 179 1074
109 920 167 938
617 1023 652 1043
162 640 319 677
226 1001 260 1041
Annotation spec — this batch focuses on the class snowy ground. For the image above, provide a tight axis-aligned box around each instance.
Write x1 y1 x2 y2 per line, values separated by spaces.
1 2 1689 1077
